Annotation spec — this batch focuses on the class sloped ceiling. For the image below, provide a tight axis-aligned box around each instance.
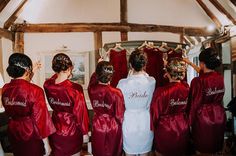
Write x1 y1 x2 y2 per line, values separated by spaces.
0 0 235 28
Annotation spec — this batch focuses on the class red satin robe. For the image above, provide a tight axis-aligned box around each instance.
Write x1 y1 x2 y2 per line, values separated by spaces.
144 48 166 87
44 74 89 156
187 72 226 153
88 73 125 156
109 49 128 87
150 82 190 156
167 50 183 60
1 79 55 156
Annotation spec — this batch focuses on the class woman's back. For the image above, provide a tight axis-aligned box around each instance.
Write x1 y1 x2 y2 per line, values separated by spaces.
117 74 155 110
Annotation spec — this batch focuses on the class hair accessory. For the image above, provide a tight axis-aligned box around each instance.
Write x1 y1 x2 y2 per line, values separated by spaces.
14 63 29 70
104 68 113 74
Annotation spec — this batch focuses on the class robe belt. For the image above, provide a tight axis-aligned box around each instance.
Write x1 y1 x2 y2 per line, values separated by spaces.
125 109 149 113
94 113 112 118
160 111 187 119
9 116 31 121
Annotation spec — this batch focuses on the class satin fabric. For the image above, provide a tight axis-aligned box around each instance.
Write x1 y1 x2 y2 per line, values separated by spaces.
109 49 128 87
187 72 226 153
117 73 155 154
1 79 55 156
151 82 190 156
44 74 89 156
88 73 125 156
167 50 183 60
143 48 166 87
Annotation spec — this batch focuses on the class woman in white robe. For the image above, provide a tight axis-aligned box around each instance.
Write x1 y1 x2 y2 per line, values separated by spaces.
117 50 156 156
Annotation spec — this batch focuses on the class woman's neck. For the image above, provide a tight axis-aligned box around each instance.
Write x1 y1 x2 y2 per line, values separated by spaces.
132 70 145 75
55 73 68 84
169 79 181 83
15 73 29 81
98 81 109 85
204 68 214 73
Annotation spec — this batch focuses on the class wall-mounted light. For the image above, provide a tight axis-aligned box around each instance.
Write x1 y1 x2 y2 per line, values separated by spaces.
207 24 216 32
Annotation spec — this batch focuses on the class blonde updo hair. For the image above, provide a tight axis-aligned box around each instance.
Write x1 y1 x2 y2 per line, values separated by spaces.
166 58 186 80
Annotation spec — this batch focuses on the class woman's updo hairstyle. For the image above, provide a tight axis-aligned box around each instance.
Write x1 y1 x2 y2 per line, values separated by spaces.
52 53 73 73
7 53 32 78
199 48 221 70
129 49 147 72
96 61 114 83
166 57 187 81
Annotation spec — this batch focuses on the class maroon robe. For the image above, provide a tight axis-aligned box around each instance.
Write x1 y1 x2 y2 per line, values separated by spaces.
1 79 56 156
167 49 183 60
109 49 128 87
144 48 166 87
44 74 89 156
187 72 226 153
150 82 190 156
88 73 125 156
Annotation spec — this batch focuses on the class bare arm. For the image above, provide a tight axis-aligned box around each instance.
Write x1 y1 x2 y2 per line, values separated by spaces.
183 58 201 73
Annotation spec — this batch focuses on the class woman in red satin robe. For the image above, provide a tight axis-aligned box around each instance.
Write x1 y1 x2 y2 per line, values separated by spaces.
1 53 55 156
150 58 190 156
187 48 226 154
44 53 89 156
88 61 125 156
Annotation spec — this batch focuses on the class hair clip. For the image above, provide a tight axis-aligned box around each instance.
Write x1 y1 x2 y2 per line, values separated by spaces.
14 63 29 70
104 68 113 74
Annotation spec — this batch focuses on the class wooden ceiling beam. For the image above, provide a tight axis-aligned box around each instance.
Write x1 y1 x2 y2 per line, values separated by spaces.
0 27 13 40
0 0 10 12
209 0 236 25
120 0 127 24
196 0 222 28
11 23 216 36
4 0 28 29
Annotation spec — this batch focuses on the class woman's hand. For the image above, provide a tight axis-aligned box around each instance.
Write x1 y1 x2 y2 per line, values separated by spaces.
83 134 89 143
43 138 52 156
32 61 42 73
98 58 104 63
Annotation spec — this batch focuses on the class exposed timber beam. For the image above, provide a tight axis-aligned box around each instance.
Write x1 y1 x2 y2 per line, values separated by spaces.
4 0 28 29
11 23 217 36
0 0 10 12
209 0 236 25
120 0 127 24
196 0 222 28
0 27 13 40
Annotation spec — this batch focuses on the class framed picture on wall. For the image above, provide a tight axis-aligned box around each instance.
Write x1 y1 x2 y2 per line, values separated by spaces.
39 51 90 89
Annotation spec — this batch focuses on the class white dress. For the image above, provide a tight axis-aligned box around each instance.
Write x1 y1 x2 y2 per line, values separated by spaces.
117 73 156 154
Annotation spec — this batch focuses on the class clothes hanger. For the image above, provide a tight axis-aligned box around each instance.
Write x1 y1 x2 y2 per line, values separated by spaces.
113 43 124 51
174 44 183 51
159 42 171 52
105 43 125 61
147 42 155 48
138 41 149 49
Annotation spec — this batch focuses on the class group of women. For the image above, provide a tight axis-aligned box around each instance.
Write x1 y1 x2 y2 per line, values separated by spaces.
0 47 226 156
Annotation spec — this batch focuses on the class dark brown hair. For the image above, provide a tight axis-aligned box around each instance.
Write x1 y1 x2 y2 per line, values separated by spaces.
96 61 113 83
129 49 147 72
199 48 221 70
52 53 73 73
7 53 32 78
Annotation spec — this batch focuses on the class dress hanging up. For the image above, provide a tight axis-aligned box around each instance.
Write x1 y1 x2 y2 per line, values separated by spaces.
109 49 128 87
143 47 166 88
